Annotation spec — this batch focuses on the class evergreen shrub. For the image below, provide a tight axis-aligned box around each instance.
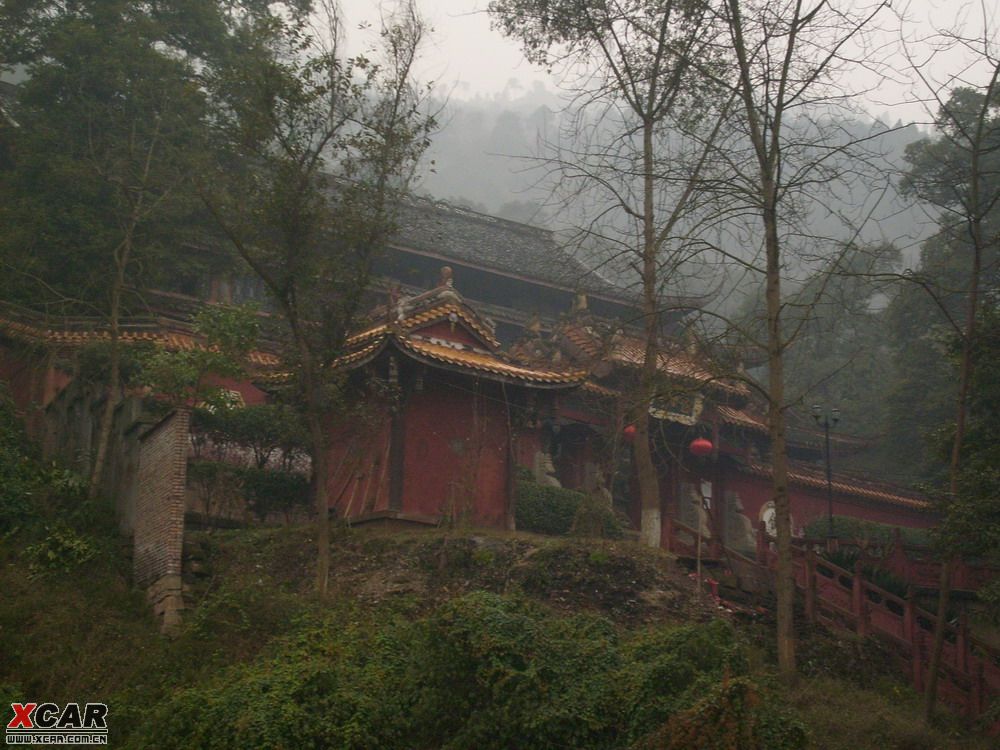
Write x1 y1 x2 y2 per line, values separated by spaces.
516 479 622 538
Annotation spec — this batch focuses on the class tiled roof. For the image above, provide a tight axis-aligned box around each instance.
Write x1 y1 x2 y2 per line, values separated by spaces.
392 198 632 302
558 323 747 395
338 294 586 387
740 460 931 511
580 380 619 399
335 338 385 370
398 301 500 350
345 324 389 349
352 296 501 352
398 337 585 386
716 404 769 434
0 312 279 366
338 289 586 386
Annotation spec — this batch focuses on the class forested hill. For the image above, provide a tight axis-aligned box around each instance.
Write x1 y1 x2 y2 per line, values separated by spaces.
419 87 934 266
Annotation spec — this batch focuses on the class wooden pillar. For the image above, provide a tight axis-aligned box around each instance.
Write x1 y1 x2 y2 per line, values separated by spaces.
503 386 516 532
387 359 406 513
904 586 916 645
853 560 867 637
664 516 674 555
805 547 818 623
973 661 984 716
756 520 768 565
913 630 924 692
956 612 969 673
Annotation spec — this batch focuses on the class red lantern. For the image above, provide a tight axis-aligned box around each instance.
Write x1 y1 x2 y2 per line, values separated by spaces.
689 437 713 457
622 424 637 442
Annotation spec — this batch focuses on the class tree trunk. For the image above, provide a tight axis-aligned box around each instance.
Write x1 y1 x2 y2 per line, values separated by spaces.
297 341 330 597
923 557 955 722
88 243 129 500
763 177 796 678
88 312 120 500
636 118 662 548
310 406 331 597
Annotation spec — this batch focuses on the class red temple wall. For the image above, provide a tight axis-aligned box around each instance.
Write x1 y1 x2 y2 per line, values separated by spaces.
513 429 541 469
326 406 392 518
326 376 512 527
0 343 42 411
401 377 509 526
722 470 935 535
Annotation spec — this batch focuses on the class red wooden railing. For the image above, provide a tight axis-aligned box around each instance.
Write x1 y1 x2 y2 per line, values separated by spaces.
662 518 999 724
786 528 994 592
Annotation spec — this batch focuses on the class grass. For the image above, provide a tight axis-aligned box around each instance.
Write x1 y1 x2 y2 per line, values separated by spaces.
783 677 985 750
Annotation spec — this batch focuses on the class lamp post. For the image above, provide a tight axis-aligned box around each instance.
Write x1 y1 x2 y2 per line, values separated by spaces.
811 405 839 542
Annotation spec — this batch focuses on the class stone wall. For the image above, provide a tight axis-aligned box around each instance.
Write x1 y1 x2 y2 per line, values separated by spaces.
134 409 190 633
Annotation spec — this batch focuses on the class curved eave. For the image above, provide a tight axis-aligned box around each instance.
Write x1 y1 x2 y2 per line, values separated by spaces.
392 336 585 389
579 380 619 399
716 405 770 435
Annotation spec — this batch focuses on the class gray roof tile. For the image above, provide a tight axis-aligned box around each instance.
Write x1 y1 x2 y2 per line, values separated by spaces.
392 197 631 302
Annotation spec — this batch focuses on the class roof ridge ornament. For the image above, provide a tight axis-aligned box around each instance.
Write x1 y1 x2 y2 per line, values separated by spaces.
439 266 454 288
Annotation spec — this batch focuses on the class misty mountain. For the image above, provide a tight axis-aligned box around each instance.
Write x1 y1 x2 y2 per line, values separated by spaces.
418 85 937 299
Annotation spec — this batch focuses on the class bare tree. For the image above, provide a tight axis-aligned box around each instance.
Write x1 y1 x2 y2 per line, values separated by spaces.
490 0 734 547
717 0 894 677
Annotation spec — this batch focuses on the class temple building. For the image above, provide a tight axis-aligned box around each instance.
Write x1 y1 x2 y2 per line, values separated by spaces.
0 196 934 546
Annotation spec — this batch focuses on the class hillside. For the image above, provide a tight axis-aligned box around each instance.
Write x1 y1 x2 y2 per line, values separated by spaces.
1 517 993 749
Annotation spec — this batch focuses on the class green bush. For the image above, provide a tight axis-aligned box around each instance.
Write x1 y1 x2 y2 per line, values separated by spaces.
516 480 622 538
976 578 1000 625
0 391 43 532
804 515 930 548
821 548 909 598
187 460 310 522
633 676 808 750
239 466 310 520
0 389 92 535
25 524 98 576
573 492 624 538
125 592 805 750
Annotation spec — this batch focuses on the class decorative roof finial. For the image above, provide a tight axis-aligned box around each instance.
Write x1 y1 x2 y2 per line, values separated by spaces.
439 266 454 288
572 292 588 313
527 313 542 336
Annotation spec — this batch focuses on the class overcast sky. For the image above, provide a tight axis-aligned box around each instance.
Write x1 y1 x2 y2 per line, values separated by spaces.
338 0 998 123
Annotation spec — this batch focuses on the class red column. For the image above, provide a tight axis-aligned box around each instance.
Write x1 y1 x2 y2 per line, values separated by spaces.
853 560 867 637
805 547 817 623
904 586 916 646
957 612 969 673
913 630 924 692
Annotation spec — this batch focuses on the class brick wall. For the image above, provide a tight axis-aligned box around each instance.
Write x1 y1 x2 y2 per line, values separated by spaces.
134 409 190 633
134 409 190 586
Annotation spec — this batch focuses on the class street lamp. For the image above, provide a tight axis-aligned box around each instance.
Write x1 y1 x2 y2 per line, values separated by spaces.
811 405 840 541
